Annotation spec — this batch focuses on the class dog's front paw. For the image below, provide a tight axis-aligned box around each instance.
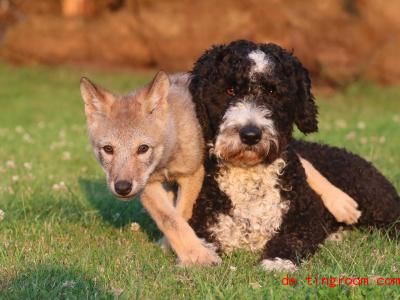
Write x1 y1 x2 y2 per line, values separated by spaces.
260 258 297 272
177 246 221 267
324 188 362 225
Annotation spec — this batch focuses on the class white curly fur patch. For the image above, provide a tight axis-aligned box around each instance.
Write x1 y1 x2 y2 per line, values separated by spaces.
248 50 273 76
260 258 297 272
209 158 289 252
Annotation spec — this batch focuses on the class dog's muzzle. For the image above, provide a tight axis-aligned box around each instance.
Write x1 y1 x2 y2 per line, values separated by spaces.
213 100 278 166
239 125 262 145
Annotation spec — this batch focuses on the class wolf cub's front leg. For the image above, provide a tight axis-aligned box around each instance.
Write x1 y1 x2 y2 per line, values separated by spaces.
159 165 205 250
141 181 221 267
300 157 361 224
176 165 205 220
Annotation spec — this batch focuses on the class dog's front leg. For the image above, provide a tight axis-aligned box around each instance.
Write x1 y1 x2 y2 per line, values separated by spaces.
176 165 205 220
260 217 328 273
141 181 221 267
259 182 339 273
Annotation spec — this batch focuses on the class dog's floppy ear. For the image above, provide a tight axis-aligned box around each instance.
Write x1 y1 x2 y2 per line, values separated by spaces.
292 56 318 134
80 77 115 119
143 71 170 114
190 44 228 142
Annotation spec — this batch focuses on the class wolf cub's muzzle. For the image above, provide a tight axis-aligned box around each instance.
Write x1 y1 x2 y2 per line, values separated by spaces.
114 180 133 197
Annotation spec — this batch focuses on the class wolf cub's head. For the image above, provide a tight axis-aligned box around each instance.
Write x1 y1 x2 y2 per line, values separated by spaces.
80 71 171 199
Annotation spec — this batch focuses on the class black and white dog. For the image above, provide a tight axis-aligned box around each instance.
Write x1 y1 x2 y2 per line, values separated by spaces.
188 40 400 271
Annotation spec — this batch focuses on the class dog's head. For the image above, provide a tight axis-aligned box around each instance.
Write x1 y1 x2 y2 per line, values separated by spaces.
190 40 318 166
80 71 171 199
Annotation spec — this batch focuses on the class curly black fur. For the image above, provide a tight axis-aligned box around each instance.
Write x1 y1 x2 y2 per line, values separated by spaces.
188 39 400 266
189 156 232 249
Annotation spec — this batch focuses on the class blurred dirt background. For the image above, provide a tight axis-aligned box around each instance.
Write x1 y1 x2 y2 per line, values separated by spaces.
0 0 399 86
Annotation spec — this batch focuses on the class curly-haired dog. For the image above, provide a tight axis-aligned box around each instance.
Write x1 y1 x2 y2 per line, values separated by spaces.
188 40 400 271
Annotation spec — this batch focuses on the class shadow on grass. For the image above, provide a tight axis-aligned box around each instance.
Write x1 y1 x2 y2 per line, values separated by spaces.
79 178 160 240
1 265 113 299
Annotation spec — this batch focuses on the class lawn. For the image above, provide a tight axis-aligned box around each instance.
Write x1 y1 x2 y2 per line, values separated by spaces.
0 64 399 299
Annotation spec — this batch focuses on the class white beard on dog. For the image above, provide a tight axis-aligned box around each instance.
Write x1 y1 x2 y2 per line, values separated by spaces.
209 158 289 253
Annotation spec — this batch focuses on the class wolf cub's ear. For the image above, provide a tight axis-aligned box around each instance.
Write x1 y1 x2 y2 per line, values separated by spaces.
80 77 115 118
144 71 170 113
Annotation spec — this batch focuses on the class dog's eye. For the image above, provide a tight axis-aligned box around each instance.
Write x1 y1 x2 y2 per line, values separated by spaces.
137 144 149 154
264 84 276 94
226 87 236 97
103 145 114 154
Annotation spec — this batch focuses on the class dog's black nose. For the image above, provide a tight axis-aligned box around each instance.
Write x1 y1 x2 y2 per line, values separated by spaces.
239 125 262 145
114 180 132 196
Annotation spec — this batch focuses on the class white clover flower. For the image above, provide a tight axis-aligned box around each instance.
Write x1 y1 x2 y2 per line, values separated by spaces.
111 287 124 297
335 119 347 129
12 175 19 182
130 222 141 232
62 280 76 288
0 209 4 221
112 212 121 222
53 181 67 191
6 160 16 169
23 162 32 170
22 133 34 143
249 282 261 289
59 129 66 139
357 121 366 130
62 151 71 161
345 131 356 140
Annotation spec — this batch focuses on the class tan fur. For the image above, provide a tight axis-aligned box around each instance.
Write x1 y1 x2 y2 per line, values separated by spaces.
300 157 361 224
141 182 221 266
176 165 205 220
80 72 219 266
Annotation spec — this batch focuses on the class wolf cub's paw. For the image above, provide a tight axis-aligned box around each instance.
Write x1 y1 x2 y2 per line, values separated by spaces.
177 246 221 267
323 187 362 224
260 258 297 272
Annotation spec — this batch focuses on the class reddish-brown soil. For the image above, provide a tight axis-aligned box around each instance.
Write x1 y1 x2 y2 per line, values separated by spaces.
0 0 399 85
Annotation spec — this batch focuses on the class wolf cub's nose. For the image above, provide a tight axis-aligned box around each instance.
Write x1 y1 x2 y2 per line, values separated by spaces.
239 125 262 145
115 180 132 196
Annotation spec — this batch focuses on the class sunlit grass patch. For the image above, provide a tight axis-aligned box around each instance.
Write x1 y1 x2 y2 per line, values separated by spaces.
0 65 399 298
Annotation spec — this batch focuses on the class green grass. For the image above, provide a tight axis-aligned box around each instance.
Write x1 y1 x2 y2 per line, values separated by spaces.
0 63 399 299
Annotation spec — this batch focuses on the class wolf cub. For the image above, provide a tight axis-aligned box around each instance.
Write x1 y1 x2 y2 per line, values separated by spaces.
80 72 221 266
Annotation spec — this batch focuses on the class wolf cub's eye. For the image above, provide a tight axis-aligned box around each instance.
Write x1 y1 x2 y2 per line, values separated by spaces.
103 145 114 154
137 144 149 154
226 87 236 97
